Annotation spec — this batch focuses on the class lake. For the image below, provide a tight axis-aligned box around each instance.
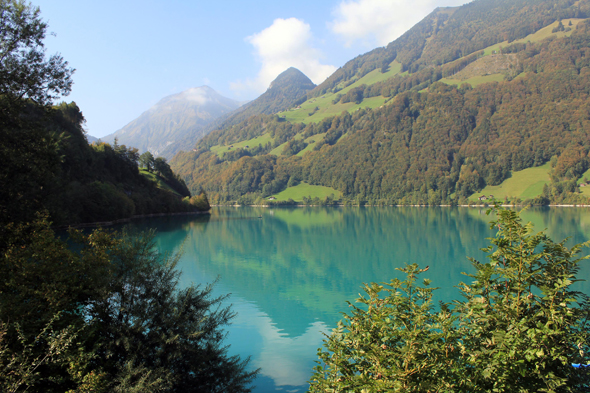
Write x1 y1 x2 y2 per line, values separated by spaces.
124 206 590 393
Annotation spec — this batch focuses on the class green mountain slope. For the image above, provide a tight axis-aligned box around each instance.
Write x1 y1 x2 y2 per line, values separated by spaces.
227 67 315 123
310 0 589 99
171 0 590 206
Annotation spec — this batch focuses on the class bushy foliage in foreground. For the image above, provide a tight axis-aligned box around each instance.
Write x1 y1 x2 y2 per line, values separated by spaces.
309 208 590 392
0 217 257 392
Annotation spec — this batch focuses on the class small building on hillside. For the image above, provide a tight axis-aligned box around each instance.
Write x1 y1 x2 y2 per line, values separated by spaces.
478 195 495 201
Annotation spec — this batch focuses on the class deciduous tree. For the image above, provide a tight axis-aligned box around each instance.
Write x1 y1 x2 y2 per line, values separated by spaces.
0 0 74 106
310 207 590 392
139 151 155 172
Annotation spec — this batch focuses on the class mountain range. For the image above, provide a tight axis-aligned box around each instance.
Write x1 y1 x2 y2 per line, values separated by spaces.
102 86 241 158
101 67 316 160
169 0 590 206
160 67 316 159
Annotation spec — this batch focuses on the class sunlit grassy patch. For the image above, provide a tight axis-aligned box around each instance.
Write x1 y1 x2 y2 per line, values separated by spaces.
482 18 583 56
140 169 182 196
440 73 505 87
272 182 342 202
210 133 274 157
468 163 551 201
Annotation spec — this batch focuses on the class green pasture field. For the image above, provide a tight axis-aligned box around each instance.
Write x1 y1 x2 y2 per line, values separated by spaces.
440 73 506 87
577 168 590 195
272 182 342 202
297 133 327 156
468 163 551 201
483 18 583 56
577 168 590 185
336 61 402 91
282 96 388 124
269 142 287 156
210 133 274 157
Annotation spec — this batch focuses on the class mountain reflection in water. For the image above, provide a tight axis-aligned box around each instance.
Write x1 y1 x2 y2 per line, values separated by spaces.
123 206 590 393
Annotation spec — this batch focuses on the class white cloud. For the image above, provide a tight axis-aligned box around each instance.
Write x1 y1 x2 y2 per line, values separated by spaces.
181 87 209 105
330 0 467 48
231 18 337 96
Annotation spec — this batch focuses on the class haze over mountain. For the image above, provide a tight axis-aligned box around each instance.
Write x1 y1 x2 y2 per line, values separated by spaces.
103 86 241 158
171 0 590 206
158 67 316 158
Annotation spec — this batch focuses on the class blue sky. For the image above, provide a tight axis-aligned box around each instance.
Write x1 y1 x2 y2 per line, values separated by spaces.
34 0 466 138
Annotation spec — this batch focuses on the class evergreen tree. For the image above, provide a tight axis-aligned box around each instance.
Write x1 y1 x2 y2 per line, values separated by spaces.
86 229 258 393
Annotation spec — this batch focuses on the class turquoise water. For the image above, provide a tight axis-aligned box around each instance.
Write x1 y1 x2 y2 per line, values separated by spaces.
125 206 590 393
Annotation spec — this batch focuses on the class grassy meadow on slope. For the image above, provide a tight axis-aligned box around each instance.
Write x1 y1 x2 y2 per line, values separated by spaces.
283 19 587 125
468 163 551 201
278 61 401 124
272 183 342 202
209 130 328 158
210 134 273 157
483 18 584 56
439 73 506 87
297 133 327 156
577 168 590 195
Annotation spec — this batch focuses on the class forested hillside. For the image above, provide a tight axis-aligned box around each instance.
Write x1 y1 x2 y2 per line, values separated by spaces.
171 0 590 205
310 0 590 98
219 67 315 127
1 99 209 227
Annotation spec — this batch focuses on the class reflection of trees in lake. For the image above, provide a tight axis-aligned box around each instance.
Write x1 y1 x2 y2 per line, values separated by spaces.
133 207 590 337
174 207 493 336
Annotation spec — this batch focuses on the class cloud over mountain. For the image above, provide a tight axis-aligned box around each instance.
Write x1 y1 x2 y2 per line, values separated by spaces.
330 0 467 48
231 18 336 96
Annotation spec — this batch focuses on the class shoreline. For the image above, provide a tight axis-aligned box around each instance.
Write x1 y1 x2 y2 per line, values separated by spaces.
213 204 590 208
54 210 211 229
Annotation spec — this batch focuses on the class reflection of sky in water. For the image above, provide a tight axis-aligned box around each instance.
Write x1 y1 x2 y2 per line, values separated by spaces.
229 297 328 389
173 249 331 392
138 206 590 393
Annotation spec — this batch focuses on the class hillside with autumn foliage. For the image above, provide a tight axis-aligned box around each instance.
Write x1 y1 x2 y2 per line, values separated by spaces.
171 0 590 205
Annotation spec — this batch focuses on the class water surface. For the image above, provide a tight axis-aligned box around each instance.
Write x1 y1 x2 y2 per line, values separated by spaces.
126 206 590 393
